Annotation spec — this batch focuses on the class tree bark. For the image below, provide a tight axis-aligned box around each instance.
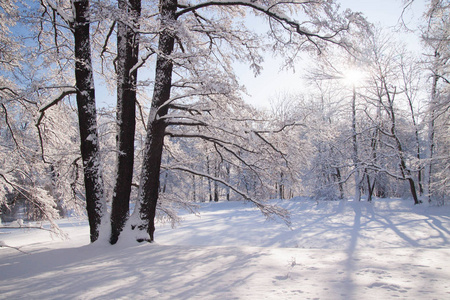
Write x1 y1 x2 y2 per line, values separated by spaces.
207 155 212 201
110 0 141 244
351 85 361 201
214 162 219 202
73 0 105 242
134 0 177 242
336 167 344 199
427 72 438 203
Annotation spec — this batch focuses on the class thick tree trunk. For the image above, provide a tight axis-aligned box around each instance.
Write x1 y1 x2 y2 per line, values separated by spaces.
73 0 105 242
110 0 141 245
134 0 177 242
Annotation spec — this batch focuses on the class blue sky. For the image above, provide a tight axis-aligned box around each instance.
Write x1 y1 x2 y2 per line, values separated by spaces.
95 0 427 109
240 0 427 109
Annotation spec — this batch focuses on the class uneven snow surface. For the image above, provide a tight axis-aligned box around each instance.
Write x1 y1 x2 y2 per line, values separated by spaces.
1 198 449 299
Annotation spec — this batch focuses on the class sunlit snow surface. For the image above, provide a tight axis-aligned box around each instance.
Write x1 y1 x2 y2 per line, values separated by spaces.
1 198 449 299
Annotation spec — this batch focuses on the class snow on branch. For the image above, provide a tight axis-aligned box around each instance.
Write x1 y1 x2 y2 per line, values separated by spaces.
176 0 350 45
0 241 29 254
165 165 291 226
36 87 77 126
35 87 77 163
1 104 21 150
0 173 66 237
165 130 258 154
130 47 157 75
253 121 305 134
156 193 200 227
166 119 208 127
100 21 116 60
0 86 18 97
168 104 212 115
157 91 226 115
43 0 74 27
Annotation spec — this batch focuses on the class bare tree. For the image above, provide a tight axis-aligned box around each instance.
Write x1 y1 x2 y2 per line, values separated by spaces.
420 0 450 203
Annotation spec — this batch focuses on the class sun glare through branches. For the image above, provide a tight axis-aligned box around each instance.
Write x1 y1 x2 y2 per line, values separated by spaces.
342 68 365 87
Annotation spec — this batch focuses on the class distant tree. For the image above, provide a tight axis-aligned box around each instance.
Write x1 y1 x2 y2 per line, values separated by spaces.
420 0 450 203
362 32 422 204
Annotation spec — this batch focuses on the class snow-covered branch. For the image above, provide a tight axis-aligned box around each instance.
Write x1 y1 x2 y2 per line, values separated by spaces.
35 87 77 163
165 164 291 225
165 131 258 154
43 0 74 27
36 87 77 126
176 0 350 45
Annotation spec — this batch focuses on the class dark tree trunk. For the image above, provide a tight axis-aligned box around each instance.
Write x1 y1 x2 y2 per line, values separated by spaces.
73 0 105 243
407 177 420 205
214 162 219 202
110 0 141 245
336 167 344 199
135 0 177 242
366 173 375 202
192 174 196 201
207 155 212 201
225 163 230 201
427 72 438 203
279 172 284 199
214 181 219 202
351 85 361 201
385 84 421 205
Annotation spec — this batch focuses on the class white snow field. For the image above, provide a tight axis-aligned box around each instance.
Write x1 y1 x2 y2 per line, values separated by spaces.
1 198 449 299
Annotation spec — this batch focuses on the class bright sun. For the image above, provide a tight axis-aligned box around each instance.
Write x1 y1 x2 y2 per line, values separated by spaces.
343 69 365 86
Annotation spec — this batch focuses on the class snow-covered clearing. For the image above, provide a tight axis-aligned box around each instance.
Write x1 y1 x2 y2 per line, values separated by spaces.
1 198 449 299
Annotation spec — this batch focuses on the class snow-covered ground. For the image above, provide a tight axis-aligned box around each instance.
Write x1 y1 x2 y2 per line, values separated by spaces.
1 198 449 299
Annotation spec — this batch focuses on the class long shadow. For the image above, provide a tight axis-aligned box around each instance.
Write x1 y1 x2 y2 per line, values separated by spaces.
414 209 450 245
379 215 421 246
0 242 270 299
343 201 362 300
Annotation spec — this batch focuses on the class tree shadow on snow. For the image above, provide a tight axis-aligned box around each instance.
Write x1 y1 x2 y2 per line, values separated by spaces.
0 242 270 299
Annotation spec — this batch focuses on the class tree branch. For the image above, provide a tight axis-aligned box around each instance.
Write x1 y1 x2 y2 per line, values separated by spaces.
36 87 77 126
1 104 21 150
165 131 257 154
43 0 74 28
176 0 348 45
35 87 77 163
165 165 291 225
